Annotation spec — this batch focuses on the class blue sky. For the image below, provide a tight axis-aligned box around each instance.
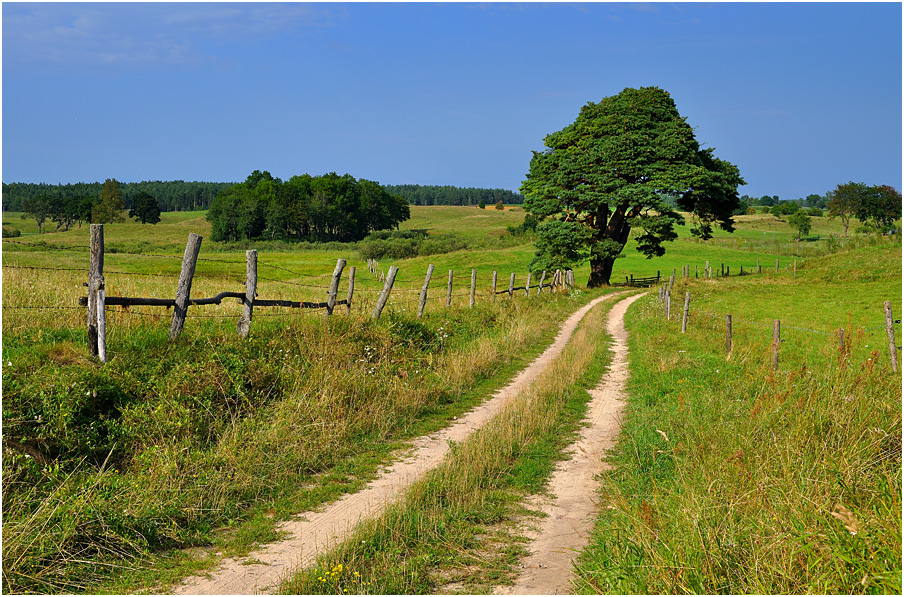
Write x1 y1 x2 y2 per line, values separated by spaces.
2 2 901 200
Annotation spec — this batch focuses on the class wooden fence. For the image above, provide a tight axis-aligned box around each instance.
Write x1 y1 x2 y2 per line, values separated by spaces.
79 225 576 362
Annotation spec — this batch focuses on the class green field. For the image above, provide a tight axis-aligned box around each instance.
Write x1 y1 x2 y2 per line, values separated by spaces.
2 206 900 594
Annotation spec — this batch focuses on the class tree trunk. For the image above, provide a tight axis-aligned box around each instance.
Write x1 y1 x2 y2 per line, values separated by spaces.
587 255 615 287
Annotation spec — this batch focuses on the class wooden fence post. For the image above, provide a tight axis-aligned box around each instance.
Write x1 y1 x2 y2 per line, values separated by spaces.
87 224 104 357
757 258 761 274
237 249 257 337
492 271 498 300
417 264 435 317
677 293 688 334
346 266 356 315
666 290 671 319
538 271 546 295
96 280 107 363
668 274 675 291
776 259 780 273
726 314 733 356
885 301 898 373
372 265 399 319
793 260 797 279
469 269 477 307
772 320 781 370
325 258 347 317
525 272 532 296
508 272 516 298
446 269 454 307
695 265 698 279
169 233 203 340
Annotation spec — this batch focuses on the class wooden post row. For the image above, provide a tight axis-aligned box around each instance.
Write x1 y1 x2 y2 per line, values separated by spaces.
417 264 435 317
325 258 346 317
372 265 399 319
170 233 203 340
446 269 453 308
88 224 104 359
681 292 690 334
885 301 898 373
346 266 356 315
237 249 257 338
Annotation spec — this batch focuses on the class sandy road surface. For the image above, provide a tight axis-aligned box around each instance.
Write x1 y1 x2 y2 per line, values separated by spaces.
172 291 629 595
496 293 643 595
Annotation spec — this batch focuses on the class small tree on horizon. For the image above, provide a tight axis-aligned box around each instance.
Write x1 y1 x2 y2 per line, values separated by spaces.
787 210 812 240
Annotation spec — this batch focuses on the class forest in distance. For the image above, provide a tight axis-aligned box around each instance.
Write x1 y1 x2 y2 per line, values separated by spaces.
1 180 524 213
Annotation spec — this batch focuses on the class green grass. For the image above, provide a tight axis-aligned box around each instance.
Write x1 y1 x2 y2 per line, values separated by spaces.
574 239 902 595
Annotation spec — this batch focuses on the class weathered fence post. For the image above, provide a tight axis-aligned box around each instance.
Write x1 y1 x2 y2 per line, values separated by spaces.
772 320 781 370
96 280 107 363
665 290 671 319
508 272 516 298
525 272 532 296
885 301 898 373
372 265 399 319
469 269 477 308
169 233 203 340
87 224 104 357
681 292 690 333
776 259 780 273
793 260 797 279
346 266 356 315
538 271 546 295
705 261 709 279
492 271 498 300
668 274 675 291
417 264 435 317
446 269 454 307
726 314 733 356
325 258 347 317
757 258 761 274
237 249 257 337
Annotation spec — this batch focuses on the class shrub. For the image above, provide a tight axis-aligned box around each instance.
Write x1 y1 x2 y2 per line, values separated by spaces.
745 207 757 216
2 226 21 237
494 201 504 210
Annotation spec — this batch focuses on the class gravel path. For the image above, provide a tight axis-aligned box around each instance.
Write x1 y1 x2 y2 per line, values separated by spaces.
495 293 643 595
172 291 630 595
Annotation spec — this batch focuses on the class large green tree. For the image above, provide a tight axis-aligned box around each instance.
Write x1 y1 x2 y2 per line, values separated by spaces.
92 178 126 223
128 191 161 224
856 184 901 233
521 87 745 286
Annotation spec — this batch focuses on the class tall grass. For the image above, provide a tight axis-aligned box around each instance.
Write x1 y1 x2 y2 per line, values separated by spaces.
574 243 901 594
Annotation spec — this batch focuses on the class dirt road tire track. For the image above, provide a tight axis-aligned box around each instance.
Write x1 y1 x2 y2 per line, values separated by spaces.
496 293 644 595
172 291 631 595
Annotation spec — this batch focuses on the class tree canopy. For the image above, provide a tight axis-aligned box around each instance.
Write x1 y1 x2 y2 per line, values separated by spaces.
521 86 744 286
826 182 902 236
207 171 410 243
128 191 161 224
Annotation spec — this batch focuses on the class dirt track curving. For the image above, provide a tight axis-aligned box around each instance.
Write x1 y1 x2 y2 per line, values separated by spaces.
172 291 630 595
495 293 643 595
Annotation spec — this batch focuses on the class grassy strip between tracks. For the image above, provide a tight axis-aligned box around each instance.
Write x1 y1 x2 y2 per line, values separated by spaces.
574 244 901 594
280 291 634 594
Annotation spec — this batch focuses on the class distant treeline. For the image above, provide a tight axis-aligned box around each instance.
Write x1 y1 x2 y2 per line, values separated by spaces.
3 181 523 211
2 180 234 212
382 184 524 206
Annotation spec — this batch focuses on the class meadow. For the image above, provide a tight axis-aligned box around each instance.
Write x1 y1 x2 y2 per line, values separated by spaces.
2 205 900 594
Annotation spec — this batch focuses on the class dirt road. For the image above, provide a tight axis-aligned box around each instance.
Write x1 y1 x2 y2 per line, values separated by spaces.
495 293 643 595
172 291 630 595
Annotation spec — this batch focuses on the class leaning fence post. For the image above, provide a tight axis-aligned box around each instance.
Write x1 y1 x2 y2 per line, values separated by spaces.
417 264 435 317
538 271 546 295
885 301 898 373
726 314 733 356
325 258 347 317
681 292 690 333
87 224 104 357
169 233 203 340
372 265 399 319
772 320 781 370
237 249 258 337
469 269 477 308
446 269 454 308
346 266 356 315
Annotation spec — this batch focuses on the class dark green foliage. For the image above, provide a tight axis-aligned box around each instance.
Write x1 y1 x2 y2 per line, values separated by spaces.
20 194 55 233
2 180 233 213
207 171 410 243
357 230 466 260
128 191 161 224
382 184 523 206
2 225 21 237
787 210 812 239
521 87 744 287
92 179 126 224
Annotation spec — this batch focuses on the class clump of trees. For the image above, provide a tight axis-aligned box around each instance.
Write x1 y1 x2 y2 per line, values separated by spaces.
206 171 410 243
521 87 744 286
827 182 902 237
3 180 232 212
382 184 523 206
